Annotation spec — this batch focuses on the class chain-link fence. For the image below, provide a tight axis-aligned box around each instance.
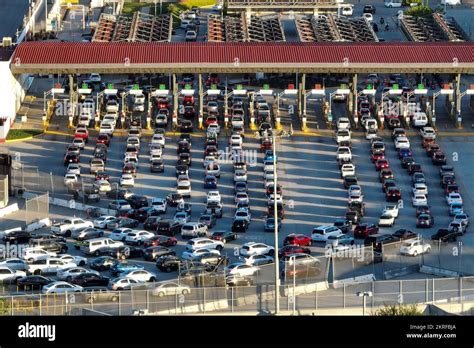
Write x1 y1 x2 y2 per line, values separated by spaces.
25 192 49 225
380 240 422 278
332 245 374 281
422 240 472 275
2 276 474 316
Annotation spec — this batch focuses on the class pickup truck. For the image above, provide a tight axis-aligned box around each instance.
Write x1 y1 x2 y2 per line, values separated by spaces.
51 218 94 237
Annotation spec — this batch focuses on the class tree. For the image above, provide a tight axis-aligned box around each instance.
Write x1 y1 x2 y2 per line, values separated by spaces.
375 304 424 316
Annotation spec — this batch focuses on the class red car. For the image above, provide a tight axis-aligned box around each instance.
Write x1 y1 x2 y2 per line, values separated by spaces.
375 159 389 171
422 137 435 149
205 116 218 127
283 233 312 247
183 95 194 105
74 128 89 142
354 223 379 239
371 151 385 163
426 143 440 157
279 245 311 258
143 235 177 248
261 140 273 151
156 97 170 109
95 172 110 182
183 106 195 118
96 134 110 146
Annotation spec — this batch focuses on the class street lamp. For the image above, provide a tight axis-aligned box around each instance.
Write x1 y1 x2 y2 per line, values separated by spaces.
357 291 373 316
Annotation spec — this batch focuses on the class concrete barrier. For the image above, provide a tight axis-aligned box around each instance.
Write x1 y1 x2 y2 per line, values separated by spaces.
0 202 19 218
151 299 229 315
50 197 116 216
383 265 419 280
420 265 460 278
332 274 375 289
282 281 329 297
26 218 51 232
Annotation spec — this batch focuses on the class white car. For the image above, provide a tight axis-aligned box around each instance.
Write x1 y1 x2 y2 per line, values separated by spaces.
0 258 28 271
149 144 163 156
99 123 114 136
312 226 342 242
133 94 145 104
93 216 116 229
235 192 249 204
234 170 247 182
78 115 91 127
185 238 224 252
205 163 221 178
267 193 283 205
336 129 351 143
89 73 101 83
102 115 117 128
57 267 99 281
106 100 119 113
412 183 428 196
150 153 163 163
412 194 428 207
240 254 274 266
337 117 351 130
446 193 462 205
420 127 436 140
28 258 76 275
185 30 198 41
120 174 135 187
57 254 87 267
336 147 352 161
203 156 216 168
133 101 145 112
378 213 395 227
181 248 220 261
394 136 410 150
0 267 26 283
122 269 157 282
225 263 260 277
95 180 112 193
110 277 142 290
109 228 133 242
263 169 274 182
125 230 155 245
127 136 140 149
72 137 85 149
412 112 428 127
206 191 221 204
341 5 353 15
21 248 57 262
174 212 191 225
152 282 191 297
177 181 192 198
64 173 80 186
400 240 431 256
230 134 243 147
151 198 167 213
234 209 251 223
348 193 363 204
341 164 355 178
151 134 166 147
66 163 81 175
363 13 373 22
383 204 399 218
42 281 83 294
207 124 220 135
51 218 93 236
239 242 274 257
348 185 362 196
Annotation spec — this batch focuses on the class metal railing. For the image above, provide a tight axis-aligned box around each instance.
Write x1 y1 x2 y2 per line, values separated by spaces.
2 276 474 316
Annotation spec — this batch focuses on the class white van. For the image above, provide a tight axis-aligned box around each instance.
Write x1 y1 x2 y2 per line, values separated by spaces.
28 258 76 275
80 238 124 256
412 112 428 127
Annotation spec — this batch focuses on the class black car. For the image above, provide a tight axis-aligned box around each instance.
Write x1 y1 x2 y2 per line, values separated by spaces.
143 216 161 231
29 234 67 244
343 175 358 189
177 153 191 166
106 188 133 200
363 5 376 14
387 118 401 129
348 201 365 217
392 229 417 241
232 219 249 233
4 231 32 244
177 202 192 214
150 159 164 173
264 217 281 232
179 119 193 132
156 220 181 236
431 228 462 243
209 230 237 243
234 182 248 194
63 152 79 166
143 246 176 261
205 202 223 218
16 275 52 291
408 163 422 176
439 165 455 177
108 246 144 260
156 255 182 273
401 156 415 169
345 210 361 224
416 213 434 228
126 195 149 209
176 165 189 178
177 141 191 154
333 219 352 234
179 134 191 144
89 256 116 271
70 273 110 287
166 193 184 207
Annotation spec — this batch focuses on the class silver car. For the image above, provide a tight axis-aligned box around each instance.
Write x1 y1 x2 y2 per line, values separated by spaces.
72 227 104 241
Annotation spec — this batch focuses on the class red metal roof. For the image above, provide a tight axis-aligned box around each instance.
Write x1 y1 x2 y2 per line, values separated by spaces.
11 41 474 65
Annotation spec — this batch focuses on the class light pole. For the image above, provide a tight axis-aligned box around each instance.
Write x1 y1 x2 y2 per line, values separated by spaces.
357 291 373 316
272 131 280 315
